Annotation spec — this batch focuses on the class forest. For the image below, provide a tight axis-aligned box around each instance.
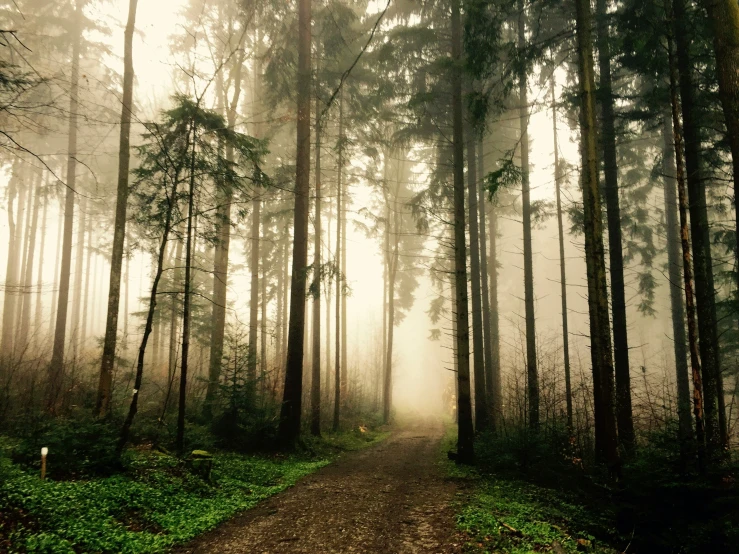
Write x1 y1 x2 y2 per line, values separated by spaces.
0 0 739 552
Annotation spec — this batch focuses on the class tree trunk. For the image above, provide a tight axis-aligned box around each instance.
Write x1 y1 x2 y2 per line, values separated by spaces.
122 246 130 353
333 93 344 432
596 0 634 451
701 0 739 284
324 191 332 411
477 137 495 426
49 2 82 410
169 238 183 383
278 0 311 447
517 1 538 430
662 112 694 456
205 43 245 418
260 233 268 396
15 178 32 344
80 215 93 352
34 182 48 343
50 198 62 339
1 170 20 360
488 182 502 429
98 0 138 416
176 122 198 454
383 178 401 425
551 77 573 429
282 222 289 369
248 201 261 391
311 96 322 436
666 17 706 467
70 197 86 362
673 0 727 453
466 128 490 430
574 0 620 471
18 177 41 352
341 129 348 407
452 0 474 463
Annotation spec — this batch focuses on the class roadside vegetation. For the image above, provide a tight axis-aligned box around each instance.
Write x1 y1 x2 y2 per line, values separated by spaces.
444 427 739 554
0 418 387 553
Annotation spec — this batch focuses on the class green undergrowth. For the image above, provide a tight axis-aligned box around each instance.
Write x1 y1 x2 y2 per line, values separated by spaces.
442 429 617 554
443 425 739 554
0 427 387 553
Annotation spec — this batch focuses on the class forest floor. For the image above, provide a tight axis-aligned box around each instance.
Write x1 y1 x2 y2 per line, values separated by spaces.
175 417 464 554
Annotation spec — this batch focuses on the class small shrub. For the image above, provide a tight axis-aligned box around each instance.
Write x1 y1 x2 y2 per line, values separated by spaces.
12 414 120 478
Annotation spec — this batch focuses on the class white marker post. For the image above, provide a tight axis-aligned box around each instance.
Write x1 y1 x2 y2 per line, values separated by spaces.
40 447 48 480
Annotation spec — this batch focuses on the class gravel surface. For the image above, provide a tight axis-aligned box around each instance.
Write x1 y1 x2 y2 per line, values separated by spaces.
175 419 463 553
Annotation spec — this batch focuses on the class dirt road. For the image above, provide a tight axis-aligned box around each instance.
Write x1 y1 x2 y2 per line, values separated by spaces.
176 420 463 553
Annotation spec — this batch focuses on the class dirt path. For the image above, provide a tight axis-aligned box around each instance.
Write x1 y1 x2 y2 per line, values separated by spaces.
176 419 463 553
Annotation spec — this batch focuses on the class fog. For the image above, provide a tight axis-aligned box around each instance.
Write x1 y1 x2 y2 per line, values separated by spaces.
0 0 731 446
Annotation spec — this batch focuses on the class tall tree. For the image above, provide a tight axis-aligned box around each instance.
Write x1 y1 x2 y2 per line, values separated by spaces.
18 176 41 351
477 138 495 424
595 0 635 451
666 6 706 463
279 0 312 447
452 0 474 463
574 0 620 470
466 128 489 430
97 0 138 416
518 0 538 430
48 0 82 410
551 77 573 429
701 0 739 268
310 94 322 436
673 0 727 453
662 113 693 454
334 92 344 431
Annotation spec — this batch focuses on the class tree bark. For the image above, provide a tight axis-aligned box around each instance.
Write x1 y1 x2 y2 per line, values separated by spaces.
15 178 32 343
666 17 706 467
551 77 573 429
452 0 474 463
98 0 138 416
466 129 489 430
70 197 86 362
168 237 183 383
176 121 198 454
518 0 538 430
50 198 62 339
1 169 20 359
595 0 634 451
278 0 312 447
488 183 502 429
701 0 739 283
673 0 727 453
383 177 401 425
311 95 322 436
333 93 344 432
662 111 694 455
80 213 93 352
49 2 82 411
34 182 48 342
574 0 620 471
477 137 495 427
18 177 41 351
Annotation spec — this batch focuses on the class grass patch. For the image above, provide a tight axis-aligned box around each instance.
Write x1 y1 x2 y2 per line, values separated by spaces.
0 427 387 553
442 427 617 554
